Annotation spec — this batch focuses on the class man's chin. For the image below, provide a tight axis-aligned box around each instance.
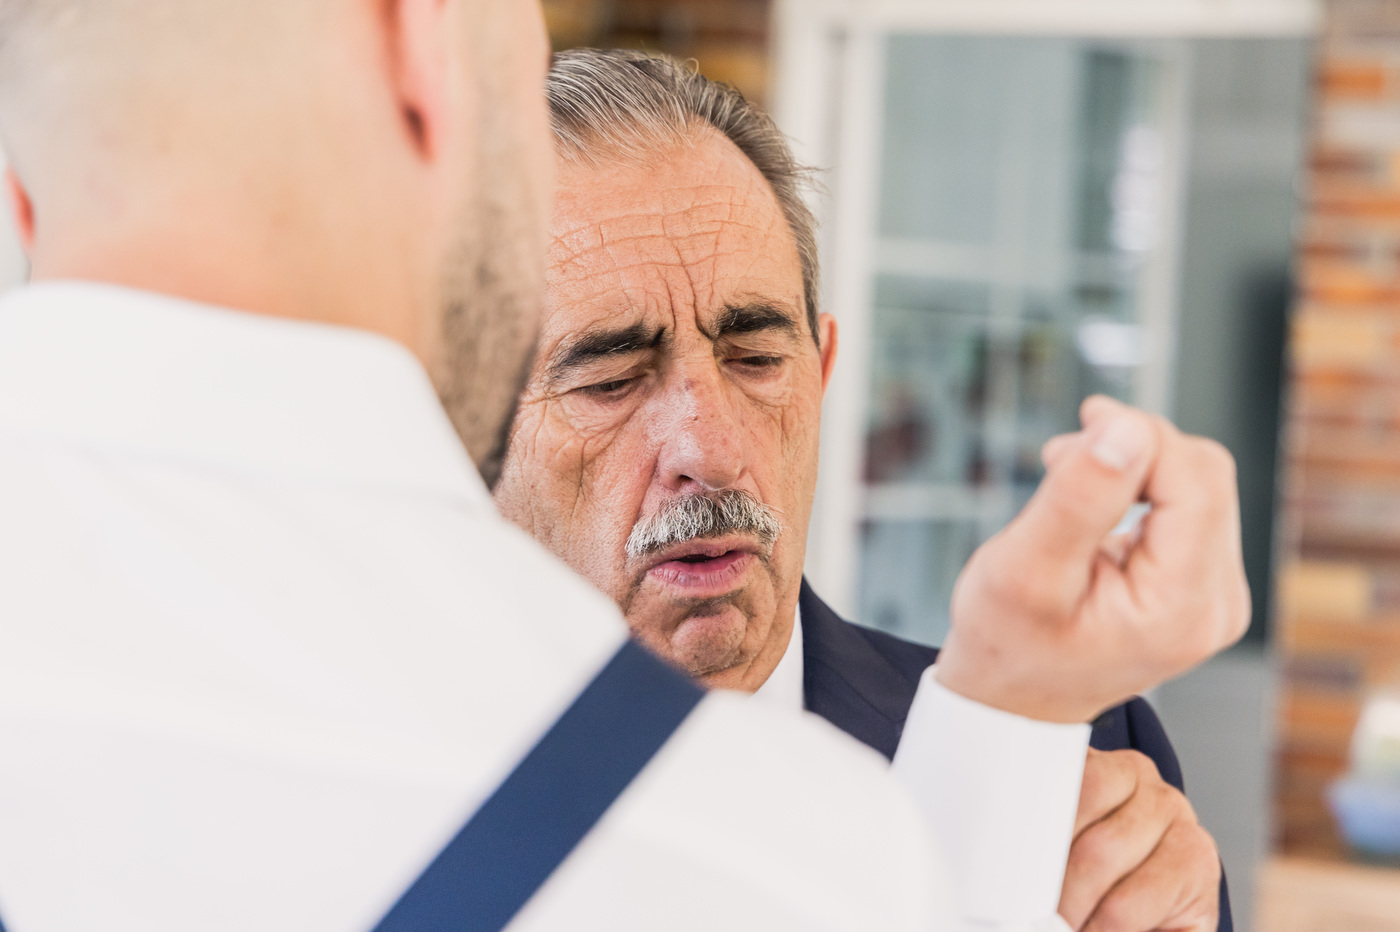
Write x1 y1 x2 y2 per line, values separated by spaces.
673 606 749 677
629 598 750 681
622 564 782 684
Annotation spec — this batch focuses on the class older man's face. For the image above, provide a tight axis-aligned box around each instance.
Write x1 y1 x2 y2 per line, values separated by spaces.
493 129 837 691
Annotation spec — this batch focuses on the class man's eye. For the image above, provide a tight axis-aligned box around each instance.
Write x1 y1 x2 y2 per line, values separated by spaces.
734 355 783 369
579 377 635 397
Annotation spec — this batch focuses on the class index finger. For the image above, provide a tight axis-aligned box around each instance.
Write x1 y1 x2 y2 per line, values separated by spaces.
1124 421 1250 651
996 399 1160 586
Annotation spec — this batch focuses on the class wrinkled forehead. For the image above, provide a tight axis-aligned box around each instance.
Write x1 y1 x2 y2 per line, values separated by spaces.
541 132 804 344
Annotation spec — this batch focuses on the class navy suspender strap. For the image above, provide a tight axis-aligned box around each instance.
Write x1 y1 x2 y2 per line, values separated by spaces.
370 637 704 932
0 639 701 932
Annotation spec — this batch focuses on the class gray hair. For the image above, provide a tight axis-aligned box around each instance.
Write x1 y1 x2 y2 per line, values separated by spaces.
546 48 821 343
625 490 784 561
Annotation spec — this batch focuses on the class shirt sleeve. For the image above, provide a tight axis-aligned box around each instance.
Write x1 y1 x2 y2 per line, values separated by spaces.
890 666 1089 932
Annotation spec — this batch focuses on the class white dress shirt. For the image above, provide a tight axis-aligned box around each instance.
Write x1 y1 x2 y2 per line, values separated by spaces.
752 607 806 710
753 613 1086 929
0 282 1084 931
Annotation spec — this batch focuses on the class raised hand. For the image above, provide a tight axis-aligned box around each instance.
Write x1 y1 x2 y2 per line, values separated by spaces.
936 395 1250 724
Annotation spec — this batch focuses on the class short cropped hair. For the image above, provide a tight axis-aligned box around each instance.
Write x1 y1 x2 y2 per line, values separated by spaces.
546 48 821 342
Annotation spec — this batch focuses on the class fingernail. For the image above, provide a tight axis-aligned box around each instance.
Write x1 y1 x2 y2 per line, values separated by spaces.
1090 416 1151 472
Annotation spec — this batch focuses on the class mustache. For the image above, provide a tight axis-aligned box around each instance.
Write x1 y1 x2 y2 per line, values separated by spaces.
625 490 784 561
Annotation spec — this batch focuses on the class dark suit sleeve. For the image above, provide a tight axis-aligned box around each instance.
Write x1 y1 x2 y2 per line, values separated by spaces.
1123 698 1233 932
1123 697 1183 790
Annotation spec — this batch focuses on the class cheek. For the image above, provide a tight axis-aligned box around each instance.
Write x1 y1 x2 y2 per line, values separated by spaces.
565 442 661 604
497 397 651 588
781 393 823 471
750 389 823 544
568 423 654 536
496 398 592 541
741 373 822 492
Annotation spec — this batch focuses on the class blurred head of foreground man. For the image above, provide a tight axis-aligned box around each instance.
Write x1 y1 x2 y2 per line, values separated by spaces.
497 48 1252 932
0 0 548 485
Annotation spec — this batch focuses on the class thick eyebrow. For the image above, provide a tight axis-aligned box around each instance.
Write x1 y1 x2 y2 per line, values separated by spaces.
544 322 666 384
708 301 801 340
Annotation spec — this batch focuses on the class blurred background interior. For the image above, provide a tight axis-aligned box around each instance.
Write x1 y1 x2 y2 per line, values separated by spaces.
541 0 1400 929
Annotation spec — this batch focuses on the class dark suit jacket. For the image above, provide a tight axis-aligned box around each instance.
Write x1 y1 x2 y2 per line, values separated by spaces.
798 578 1232 932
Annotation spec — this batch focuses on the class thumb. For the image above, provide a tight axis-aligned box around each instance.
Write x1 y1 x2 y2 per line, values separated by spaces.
997 399 1158 579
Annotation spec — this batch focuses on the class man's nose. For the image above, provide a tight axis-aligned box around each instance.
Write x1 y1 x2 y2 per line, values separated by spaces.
653 362 746 493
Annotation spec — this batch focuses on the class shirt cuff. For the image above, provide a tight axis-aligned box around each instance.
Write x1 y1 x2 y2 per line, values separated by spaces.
890 666 1090 926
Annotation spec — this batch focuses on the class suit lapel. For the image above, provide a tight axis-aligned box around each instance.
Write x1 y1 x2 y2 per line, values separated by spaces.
799 580 922 760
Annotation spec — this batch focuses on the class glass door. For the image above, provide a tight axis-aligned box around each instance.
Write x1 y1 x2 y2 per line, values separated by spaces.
854 36 1186 645
772 0 1313 646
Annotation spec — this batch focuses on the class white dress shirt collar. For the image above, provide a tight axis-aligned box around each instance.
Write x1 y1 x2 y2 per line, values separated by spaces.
751 606 804 711
0 280 487 502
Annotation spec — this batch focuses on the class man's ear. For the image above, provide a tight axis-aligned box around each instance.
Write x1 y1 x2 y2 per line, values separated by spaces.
817 312 839 393
385 0 450 159
4 167 35 256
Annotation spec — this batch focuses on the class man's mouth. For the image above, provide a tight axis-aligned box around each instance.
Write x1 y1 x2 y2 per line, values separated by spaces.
645 538 760 595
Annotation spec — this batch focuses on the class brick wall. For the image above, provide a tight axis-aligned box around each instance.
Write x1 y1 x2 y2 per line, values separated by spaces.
543 0 773 104
1276 0 1400 859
